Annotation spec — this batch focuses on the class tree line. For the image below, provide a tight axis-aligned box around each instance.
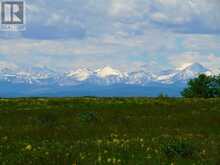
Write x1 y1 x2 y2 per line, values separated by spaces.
181 74 220 98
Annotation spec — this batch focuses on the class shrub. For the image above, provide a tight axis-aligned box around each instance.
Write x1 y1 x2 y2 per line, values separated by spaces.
37 112 58 127
157 93 169 99
161 138 196 159
79 112 97 122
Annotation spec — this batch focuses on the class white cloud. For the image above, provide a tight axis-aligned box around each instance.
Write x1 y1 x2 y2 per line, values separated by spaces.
155 0 177 5
21 0 220 40
150 0 220 33
1 0 220 73
26 4 41 13
109 0 148 17
110 0 134 16
182 35 220 51
151 12 169 23
0 29 177 71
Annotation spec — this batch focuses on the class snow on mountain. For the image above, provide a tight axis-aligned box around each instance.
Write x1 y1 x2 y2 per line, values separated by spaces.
18 66 59 85
171 63 212 82
25 66 58 79
180 63 209 73
0 61 219 97
95 66 124 78
0 62 18 76
0 62 217 87
0 64 59 85
156 69 178 83
0 61 18 71
90 66 127 85
127 71 156 85
64 67 127 86
66 68 93 81
0 62 20 82
157 73 177 84
156 63 213 84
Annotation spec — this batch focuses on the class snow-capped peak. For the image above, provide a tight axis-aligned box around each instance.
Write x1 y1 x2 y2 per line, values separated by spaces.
181 63 208 72
0 61 218 87
95 66 123 78
156 63 213 84
177 63 193 70
171 63 212 82
67 68 92 81
127 70 155 85
0 61 18 73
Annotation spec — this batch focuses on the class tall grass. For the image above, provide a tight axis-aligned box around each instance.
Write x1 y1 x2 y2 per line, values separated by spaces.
0 98 219 164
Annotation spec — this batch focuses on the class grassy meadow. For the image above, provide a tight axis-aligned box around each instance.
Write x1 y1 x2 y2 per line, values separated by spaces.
0 97 220 165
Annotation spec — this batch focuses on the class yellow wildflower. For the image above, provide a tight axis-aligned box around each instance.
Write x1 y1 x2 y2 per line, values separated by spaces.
107 158 111 163
80 153 86 160
25 144 32 151
98 155 102 162
2 136 8 141
113 138 120 144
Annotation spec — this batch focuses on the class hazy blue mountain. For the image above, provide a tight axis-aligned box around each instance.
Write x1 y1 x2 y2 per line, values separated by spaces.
0 63 216 97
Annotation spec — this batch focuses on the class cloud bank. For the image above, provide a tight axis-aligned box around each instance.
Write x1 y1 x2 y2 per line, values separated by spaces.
0 0 220 72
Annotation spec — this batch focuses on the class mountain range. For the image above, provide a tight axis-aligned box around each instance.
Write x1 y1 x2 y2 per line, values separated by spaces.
0 62 217 97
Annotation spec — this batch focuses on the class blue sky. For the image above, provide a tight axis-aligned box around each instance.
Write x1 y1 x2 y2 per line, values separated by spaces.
0 0 220 72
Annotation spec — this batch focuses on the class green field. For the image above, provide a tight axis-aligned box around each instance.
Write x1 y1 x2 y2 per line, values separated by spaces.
0 98 220 165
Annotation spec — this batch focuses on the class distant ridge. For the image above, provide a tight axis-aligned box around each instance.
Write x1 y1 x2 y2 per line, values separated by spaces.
0 62 217 97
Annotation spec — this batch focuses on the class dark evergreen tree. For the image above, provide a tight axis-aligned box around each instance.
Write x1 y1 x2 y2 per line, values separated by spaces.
181 74 220 98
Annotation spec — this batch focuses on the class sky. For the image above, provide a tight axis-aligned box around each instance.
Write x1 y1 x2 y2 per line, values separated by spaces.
0 0 220 73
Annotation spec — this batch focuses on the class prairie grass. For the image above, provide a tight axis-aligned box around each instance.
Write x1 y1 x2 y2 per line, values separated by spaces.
0 97 220 164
